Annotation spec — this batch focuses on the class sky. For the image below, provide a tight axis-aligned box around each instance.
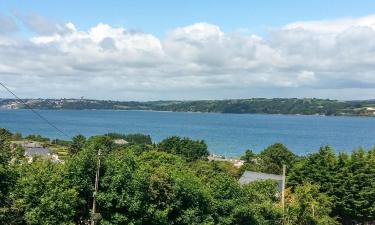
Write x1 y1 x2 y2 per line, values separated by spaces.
1 0 375 100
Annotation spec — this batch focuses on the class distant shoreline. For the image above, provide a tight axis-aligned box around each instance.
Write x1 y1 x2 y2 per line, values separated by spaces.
2 107 375 118
1 98 375 117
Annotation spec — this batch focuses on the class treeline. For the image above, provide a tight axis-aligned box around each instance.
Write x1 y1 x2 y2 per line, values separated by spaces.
152 98 375 116
2 98 375 116
0 128 375 224
241 145 375 225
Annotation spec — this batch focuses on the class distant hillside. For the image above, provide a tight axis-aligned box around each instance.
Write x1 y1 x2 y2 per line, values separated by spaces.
1 98 375 116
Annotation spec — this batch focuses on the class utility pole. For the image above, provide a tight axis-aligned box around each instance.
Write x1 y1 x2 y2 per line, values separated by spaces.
312 204 315 217
281 165 286 224
91 149 101 225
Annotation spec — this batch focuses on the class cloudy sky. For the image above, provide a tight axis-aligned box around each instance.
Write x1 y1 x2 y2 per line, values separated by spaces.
1 0 375 100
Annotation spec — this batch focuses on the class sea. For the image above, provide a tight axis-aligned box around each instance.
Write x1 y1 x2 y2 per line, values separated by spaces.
1 109 375 156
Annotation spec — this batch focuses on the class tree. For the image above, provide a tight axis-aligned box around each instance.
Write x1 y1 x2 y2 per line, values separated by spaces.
10 159 78 225
158 136 209 161
288 146 337 193
63 148 98 224
12 146 25 164
288 146 375 224
258 143 297 174
124 133 152 145
25 134 49 142
0 132 11 166
239 180 282 225
105 133 152 145
0 129 12 140
239 149 260 174
284 183 338 225
69 134 86 155
336 149 375 224
11 133 22 141
96 150 213 225
0 130 16 224
240 149 256 163
84 135 114 155
205 173 241 224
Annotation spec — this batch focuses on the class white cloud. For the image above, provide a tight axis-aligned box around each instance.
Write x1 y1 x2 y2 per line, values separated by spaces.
1 14 375 100
284 14 375 33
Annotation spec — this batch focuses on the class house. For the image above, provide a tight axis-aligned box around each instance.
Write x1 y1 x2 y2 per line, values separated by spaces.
113 139 129 145
24 147 51 158
366 107 375 115
239 171 284 192
11 140 60 162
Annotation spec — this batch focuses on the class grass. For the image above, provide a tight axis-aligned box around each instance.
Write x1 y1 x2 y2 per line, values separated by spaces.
49 145 70 160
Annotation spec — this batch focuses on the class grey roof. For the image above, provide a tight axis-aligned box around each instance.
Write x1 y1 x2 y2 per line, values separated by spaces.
12 141 43 148
239 171 284 192
24 147 51 157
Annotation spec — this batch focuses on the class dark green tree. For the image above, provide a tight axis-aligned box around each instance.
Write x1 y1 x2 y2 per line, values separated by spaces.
97 150 213 225
105 133 152 145
259 143 297 174
69 134 86 155
288 146 337 195
239 149 260 174
63 148 98 224
158 136 209 161
10 159 78 225
240 149 256 163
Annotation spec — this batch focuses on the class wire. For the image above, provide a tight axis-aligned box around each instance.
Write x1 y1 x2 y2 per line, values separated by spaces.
0 82 70 139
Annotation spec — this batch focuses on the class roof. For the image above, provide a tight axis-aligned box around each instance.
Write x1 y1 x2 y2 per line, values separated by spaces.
239 171 284 192
113 139 129 145
12 141 43 148
24 147 51 157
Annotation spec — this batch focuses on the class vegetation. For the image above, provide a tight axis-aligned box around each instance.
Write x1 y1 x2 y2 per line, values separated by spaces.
0 128 374 224
69 134 86 155
25 134 50 143
240 144 298 175
105 133 152 145
157 136 209 161
2 98 375 116
288 146 375 225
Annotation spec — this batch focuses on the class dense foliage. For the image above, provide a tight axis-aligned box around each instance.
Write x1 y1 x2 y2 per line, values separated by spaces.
0 128 374 224
105 133 152 145
25 134 50 143
158 136 209 161
288 146 375 225
69 134 86 155
2 98 375 116
240 144 297 175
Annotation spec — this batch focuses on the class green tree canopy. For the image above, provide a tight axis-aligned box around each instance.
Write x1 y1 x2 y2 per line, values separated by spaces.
105 132 152 145
158 136 209 161
10 159 78 225
259 143 297 174
284 183 338 225
68 134 86 155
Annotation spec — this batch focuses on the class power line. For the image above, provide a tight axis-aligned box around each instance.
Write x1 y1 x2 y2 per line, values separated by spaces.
0 82 70 139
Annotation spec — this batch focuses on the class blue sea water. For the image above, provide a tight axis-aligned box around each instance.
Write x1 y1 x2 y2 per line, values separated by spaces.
1 109 375 156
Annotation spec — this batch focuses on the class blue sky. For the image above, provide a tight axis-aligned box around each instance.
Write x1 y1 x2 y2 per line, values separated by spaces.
1 1 375 100
2 0 375 36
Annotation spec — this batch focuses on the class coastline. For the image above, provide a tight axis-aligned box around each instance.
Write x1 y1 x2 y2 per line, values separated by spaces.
1 107 375 118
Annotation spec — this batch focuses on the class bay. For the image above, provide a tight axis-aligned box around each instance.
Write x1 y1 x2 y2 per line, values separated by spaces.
1 109 375 156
